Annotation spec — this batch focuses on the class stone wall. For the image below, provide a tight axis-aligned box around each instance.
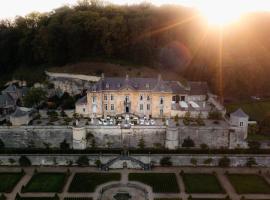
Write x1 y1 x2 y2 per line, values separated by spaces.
0 154 270 167
0 126 72 148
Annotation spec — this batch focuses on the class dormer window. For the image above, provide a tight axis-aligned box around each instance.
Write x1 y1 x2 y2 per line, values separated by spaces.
160 97 164 105
146 83 150 89
92 85 97 91
106 83 109 89
140 95 143 101
117 83 121 88
240 122 244 127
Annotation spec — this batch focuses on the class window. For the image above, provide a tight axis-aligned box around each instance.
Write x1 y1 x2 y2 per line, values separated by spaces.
125 96 129 102
147 96 150 101
140 104 143 111
181 96 185 101
105 104 108 111
240 122 244 127
92 96 96 103
104 95 107 101
140 95 143 101
111 104 114 111
83 108 86 112
147 104 150 110
160 97 164 105
160 109 163 115
111 95 114 101
145 83 150 89
117 83 121 88
106 83 109 89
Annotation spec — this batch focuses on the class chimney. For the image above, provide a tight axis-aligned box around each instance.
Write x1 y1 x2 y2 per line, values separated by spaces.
101 73 105 80
158 74 162 82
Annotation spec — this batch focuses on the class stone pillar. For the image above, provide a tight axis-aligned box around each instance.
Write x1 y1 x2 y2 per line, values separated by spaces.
165 126 179 150
72 126 87 149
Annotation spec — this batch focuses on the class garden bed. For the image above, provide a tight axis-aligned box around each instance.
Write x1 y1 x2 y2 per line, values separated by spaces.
227 174 270 194
129 173 179 193
0 172 24 193
182 173 224 194
22 172 68 193
68 173 121 193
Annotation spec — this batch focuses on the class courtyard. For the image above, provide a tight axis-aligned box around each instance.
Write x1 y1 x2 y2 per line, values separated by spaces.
0 167 269 200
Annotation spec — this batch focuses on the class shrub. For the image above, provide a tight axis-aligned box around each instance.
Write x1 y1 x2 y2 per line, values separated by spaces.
200 143 209 150
208 110 222 120
95 159 102 168
246 157 257 167
204 158 213 164
19 156 31 167
190 158 197 166
76 155 89 166
60 140 70 150
218 156 230 167
182 137 195 148
160 156 172 166
138 137 145 149
248 141 261 150
0 139 5 149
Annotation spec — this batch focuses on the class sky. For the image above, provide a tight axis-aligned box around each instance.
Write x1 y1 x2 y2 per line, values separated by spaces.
0 0 270 20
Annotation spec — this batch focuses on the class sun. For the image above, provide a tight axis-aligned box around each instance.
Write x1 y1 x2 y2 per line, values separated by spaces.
196 1 246 26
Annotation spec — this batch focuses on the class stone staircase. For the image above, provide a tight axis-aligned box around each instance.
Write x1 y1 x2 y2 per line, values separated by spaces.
101 155 151 171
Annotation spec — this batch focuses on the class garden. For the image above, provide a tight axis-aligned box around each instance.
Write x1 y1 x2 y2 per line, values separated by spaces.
128 173 179 193
68 173 121 193
182 173 224 194
0 172 24 193
22 172 68 193
227 174 270 194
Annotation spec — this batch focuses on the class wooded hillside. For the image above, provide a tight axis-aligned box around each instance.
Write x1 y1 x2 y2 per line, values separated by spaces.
1 1 270 100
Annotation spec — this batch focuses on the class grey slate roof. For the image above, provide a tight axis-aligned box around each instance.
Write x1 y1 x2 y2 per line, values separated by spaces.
10 107 29 117
76 96 87 105
0 93 15 108
90 75 208 95
2 85 17 93
230 108 249 118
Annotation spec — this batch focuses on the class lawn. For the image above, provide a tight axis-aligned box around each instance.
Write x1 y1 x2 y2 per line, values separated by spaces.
129 173 179 193
22 172 68 193
64 198 93 200
68 173 121 193
0 172 24 193
227 174 270 194
154 199 181 200
225 100 270 121
182 173 224 194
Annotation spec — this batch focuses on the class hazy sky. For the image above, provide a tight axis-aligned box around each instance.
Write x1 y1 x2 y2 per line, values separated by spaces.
0 0 270 20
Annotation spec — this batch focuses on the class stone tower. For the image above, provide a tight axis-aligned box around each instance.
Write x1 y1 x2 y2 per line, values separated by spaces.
72 126 87 149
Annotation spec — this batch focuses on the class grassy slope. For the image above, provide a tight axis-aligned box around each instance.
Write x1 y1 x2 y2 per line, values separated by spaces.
225 100 270 121
48 61 187 83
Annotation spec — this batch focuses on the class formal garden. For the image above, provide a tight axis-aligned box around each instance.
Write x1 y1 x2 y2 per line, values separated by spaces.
128 173 180 193
21 172 68 193
0 171 24 193
68 173 121 193
0 168 269 200
181 172 225 194
226 174 270 194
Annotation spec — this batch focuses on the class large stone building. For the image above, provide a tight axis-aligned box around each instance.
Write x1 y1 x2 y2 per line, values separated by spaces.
77 74 222 118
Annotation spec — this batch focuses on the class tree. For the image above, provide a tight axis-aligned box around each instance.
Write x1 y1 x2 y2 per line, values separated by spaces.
190 158 197 166
246 157 257 167
0 139 5 149
182 137 195 148
23 88 47 107
60 139 70 150
218 156 230 167
138 137 145 149
160 156 172 166
76 155 89 166
208 110 222 120
19 156 31 166
248 141 261 150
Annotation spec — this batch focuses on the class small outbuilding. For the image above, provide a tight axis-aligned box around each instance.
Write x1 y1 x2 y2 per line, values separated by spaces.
75 96 89 117
10 107 33 126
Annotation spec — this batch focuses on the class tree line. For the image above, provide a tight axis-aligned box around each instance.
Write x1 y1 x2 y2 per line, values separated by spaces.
1 0 270 99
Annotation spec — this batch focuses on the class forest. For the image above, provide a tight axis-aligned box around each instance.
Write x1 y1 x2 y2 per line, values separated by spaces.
1 0 270 101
